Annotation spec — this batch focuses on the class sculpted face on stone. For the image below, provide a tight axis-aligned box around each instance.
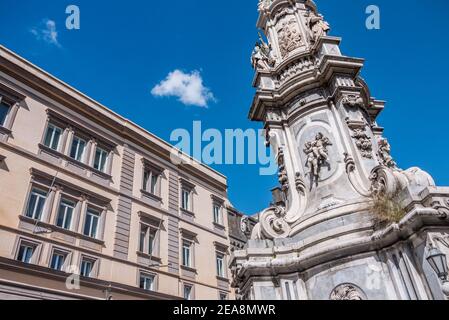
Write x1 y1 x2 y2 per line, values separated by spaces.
303 132 332 181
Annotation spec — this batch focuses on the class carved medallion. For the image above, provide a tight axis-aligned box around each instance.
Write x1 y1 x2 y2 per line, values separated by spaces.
330 284 366 300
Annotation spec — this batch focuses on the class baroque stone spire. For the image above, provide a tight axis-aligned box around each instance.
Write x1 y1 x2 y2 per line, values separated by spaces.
252 0 330 71
231 0 449 301
247 0 438 240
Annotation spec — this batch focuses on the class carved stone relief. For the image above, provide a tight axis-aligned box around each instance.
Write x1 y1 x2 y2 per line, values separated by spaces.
266 109 283 123
258 0 272 11
277 17 302 58
330 284 366 300
251 33 276 70
303 132 332 182
342 94 364 109
346 119 373 159
278 148 289 192
274 55 316 88
306 10 330 43
378 138 397 168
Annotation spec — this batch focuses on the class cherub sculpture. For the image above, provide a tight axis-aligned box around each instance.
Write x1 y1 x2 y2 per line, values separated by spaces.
304 132 332 179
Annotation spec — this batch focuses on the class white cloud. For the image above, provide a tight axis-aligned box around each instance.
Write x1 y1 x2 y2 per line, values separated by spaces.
31 19 60 47
151 70 215 108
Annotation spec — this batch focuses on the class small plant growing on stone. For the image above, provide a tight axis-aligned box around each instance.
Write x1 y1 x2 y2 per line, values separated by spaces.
371 192 406 229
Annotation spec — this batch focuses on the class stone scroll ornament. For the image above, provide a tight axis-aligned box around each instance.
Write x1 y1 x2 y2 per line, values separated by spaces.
303 132 332 181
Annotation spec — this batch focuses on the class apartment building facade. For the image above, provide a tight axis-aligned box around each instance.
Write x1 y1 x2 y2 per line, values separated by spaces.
0 45 234 300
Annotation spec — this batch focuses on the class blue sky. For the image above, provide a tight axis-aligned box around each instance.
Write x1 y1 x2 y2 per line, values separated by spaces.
1 0 448 215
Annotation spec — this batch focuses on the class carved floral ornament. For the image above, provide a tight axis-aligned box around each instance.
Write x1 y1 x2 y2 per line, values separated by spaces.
346 119 373 159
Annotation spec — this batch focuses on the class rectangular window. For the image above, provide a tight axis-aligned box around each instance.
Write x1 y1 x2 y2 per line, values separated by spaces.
43 123 62 151
56 199 74 230
219 292 228 300
216 253 225 278
83 208 100 239
0 101 10 126
70 136 86 162
183 285 193 300
213 204 222 225
139 225 157 255
17 243 35 264
181 189 191 211
26 188 47 220
143 169 159 195
50 251 67 271
93 147 109 172
139 273 155 291
182 240 192 268
80 258 95 277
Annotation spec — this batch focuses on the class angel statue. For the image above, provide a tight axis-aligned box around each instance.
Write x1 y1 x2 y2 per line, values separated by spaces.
307 11 330 43
251 33 276 70
304 132 332 179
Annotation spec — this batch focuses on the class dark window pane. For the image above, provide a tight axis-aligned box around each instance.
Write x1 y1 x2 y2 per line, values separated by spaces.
0 102 9 126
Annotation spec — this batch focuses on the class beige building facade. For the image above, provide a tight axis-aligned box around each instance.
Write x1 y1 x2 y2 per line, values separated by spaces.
0 45 234 300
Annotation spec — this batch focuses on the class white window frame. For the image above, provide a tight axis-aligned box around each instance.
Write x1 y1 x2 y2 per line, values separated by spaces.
70 135 86 162
182 239 193 268
139 224 157 256
56 198 75 230
216 252 225 278
143 169 160 196
183 284 193 300
16 242 36 264
26 188 47 221
181 188 191 211
83 208 100 239
139 272 155 291
93 146 109 172
50 250 68 271
0 100 10 127
43 123 62 151
213 203 223 225
80 256 96 278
